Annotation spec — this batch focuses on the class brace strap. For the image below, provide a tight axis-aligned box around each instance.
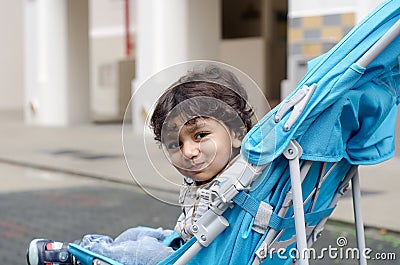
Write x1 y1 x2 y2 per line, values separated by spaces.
232 191 335 232
253 201 274 234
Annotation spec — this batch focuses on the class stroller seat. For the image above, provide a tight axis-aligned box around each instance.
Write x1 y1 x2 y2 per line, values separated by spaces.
65 0 400 264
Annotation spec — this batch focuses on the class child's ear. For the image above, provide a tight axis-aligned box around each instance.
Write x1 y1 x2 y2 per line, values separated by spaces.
231 130 244 149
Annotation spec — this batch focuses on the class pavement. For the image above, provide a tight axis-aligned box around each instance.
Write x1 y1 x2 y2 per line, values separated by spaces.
0 109 399 264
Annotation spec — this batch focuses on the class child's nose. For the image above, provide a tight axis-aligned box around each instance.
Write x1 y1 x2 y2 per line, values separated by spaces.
181 141 200 159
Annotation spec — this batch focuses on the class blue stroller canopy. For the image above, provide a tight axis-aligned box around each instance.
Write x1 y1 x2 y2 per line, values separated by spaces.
160 0 400 264
243 0 400 166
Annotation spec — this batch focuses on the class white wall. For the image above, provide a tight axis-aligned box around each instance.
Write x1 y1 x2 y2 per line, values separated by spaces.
89 0 135 121
0 0 24 110
289 0 382 20
90 0 136 36
355 0 383 22
220 37 265 96
289 0 356 16
220 37 268 117
90 36 125 120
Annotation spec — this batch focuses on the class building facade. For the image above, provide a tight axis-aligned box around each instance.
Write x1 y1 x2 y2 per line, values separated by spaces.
1 0 398 154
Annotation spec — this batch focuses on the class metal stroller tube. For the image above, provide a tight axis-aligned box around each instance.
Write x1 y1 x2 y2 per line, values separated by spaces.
356 18 400 68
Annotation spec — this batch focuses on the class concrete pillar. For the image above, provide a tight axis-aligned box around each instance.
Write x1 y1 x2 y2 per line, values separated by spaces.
132 0 220 132
24 0 90 126
261 0 273 101
0 1 23 110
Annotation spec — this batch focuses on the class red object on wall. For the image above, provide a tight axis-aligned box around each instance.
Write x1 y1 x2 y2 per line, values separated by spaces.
125 0 132 57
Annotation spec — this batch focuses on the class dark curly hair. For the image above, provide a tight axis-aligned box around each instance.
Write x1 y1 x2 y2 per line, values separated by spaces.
150 65 255 143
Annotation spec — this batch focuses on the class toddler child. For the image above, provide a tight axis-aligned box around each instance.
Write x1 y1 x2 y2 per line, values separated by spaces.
27 64 255 265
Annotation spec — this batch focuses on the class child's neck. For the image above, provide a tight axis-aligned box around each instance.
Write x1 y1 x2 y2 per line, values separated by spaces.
195 180 211 186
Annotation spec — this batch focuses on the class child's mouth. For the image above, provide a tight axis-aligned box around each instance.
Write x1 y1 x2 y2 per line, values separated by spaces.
188 162 206 171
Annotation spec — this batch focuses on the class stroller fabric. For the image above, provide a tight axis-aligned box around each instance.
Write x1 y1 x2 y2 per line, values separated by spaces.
159 0 400 264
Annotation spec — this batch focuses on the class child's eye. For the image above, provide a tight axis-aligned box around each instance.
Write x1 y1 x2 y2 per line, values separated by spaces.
195 132 209 140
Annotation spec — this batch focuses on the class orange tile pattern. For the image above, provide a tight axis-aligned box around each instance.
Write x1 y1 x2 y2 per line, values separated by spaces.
289 13 355 58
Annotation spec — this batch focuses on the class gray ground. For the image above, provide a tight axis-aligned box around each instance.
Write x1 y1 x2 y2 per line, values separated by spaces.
0 162 398 265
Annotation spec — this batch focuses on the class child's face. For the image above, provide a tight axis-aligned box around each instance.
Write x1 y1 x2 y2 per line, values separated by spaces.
162 117 241 183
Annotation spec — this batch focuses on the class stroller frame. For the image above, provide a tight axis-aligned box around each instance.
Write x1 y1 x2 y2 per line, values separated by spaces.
174 16 400 265
65 3 400 264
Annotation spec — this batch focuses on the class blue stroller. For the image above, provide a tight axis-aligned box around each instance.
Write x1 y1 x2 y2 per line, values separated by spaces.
36 0 400 264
